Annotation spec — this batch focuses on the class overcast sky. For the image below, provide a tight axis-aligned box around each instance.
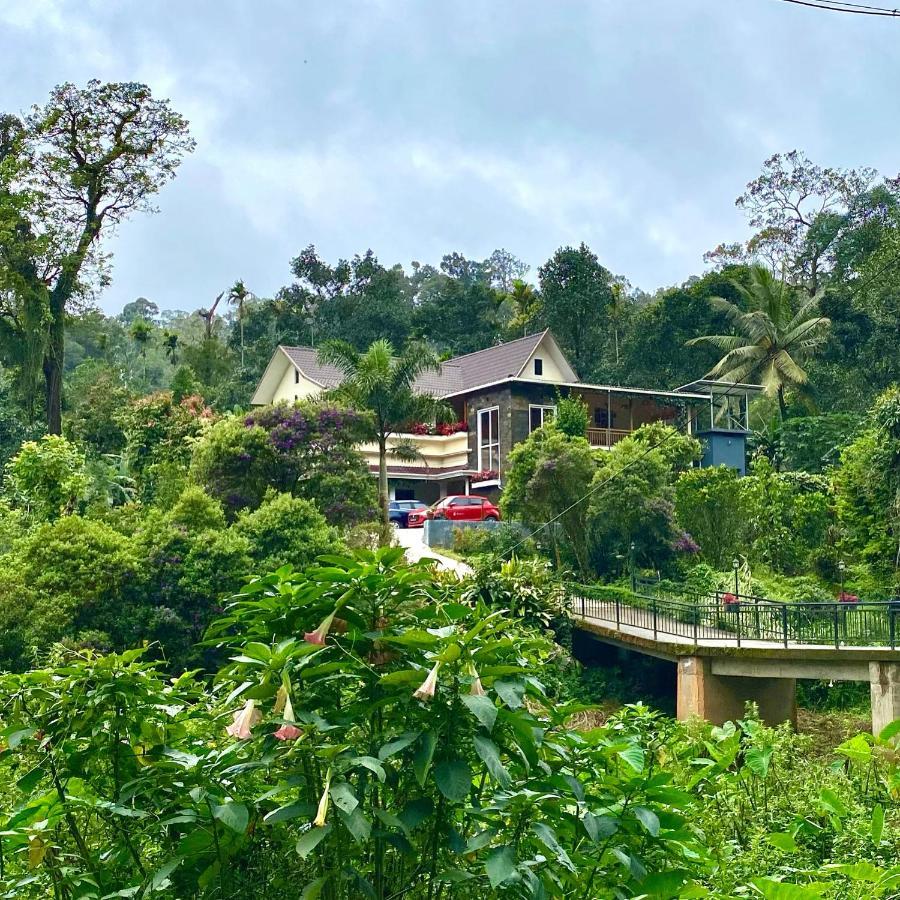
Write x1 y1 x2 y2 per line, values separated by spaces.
1 0 898 313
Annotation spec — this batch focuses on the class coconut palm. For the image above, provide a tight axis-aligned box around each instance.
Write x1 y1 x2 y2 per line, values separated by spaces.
687 265 830 419
318 339 451 541
227 279 252 370
129 319 153 383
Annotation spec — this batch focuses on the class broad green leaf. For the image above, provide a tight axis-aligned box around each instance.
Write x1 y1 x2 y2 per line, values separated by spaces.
211 802 249 834
750 877 829 898
821 861 883 882
296 824 331 859
872 803 885 844
473 735 511 788
638 869 692 898
398 797 433 830
378 731 420 760
264 802 314 824
767 832 799 853
299 876 329 900
493 679 525 710
485 845 516 887
531 822 575 872
413 732 437 787
461 694 498 732
633 806 660 837
466 829 496 853
330 782 358 815
618 747 645 773
744 746 773 779
338 806 371 844
347 756 386 782
148 857 183 891
878 719 900 743
818 788 847 817
434 758 471 803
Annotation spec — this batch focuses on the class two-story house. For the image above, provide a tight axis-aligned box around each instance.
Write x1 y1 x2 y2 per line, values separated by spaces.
251 330 759 504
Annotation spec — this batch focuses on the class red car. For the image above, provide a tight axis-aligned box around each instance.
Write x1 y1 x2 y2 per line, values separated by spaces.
407 495 501 527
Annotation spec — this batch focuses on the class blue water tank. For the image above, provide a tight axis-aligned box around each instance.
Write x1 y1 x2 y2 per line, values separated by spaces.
698 429 748 475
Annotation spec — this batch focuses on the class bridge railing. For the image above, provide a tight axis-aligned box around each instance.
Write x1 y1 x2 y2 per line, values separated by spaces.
570 587 900 649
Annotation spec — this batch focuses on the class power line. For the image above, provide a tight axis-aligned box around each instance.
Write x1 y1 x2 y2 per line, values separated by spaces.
774 0 900 17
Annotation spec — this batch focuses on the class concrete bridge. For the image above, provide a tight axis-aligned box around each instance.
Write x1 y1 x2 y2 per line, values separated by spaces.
571 590 900 734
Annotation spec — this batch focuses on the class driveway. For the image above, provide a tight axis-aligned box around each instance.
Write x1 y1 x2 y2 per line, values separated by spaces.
394 526 472 578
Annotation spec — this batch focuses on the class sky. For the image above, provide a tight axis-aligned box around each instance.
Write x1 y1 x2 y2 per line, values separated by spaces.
1 0 898 314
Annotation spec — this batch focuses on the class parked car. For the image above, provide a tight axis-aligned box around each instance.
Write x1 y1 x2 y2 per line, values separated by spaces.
407 495 501 528
388 500 429 529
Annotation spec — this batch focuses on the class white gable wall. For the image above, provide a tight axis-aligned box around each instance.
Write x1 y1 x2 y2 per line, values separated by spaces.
517 334 576 383
271 365 323 404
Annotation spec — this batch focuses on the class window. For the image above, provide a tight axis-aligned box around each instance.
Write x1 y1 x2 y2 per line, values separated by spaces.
477 407 500 472
295 370 300 384
533 358 543 376
529 404 556 433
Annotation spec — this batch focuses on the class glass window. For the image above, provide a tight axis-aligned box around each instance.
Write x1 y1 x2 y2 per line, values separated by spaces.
529 405 556 433
295 370 300 384
533 358 543 376
478 407 500 472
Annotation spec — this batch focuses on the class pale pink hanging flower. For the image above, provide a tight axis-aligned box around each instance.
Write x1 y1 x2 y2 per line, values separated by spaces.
313 770 332 827
469 663 486 697
226 699 262 739
274 695 303 741
304 611 336 645
413 661 441 702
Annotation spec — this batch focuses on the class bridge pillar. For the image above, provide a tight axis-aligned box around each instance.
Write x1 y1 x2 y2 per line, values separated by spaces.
869 662 900 738
677 657 797 727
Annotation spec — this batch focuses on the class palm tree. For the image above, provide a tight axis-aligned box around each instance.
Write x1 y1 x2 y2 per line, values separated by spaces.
687 265 830 419
228 279 252 370
129 319 153 383
162 331 179 365
318 339 450 541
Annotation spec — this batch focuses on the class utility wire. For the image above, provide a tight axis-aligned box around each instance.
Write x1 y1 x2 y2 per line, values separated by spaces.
775 0 900 17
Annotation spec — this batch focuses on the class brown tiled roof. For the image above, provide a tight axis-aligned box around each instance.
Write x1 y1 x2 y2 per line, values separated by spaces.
282 330 547 399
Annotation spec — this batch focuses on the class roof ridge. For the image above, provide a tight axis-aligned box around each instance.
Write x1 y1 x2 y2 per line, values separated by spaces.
445 329 547 364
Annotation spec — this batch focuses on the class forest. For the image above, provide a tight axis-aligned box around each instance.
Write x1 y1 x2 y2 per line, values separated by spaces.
0 80 899 898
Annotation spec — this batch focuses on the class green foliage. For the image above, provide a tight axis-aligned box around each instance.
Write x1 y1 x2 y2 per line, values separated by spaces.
0 514 138 668
554 390 589 439
189 415 277 516
233 492 341 573
120 391 212 503
587 427 693 576
743 457 833 574
64 360 131 455
501 423 596 574
4 434 88 520
675 466 748 568
834 388 900 577
779 413 861 474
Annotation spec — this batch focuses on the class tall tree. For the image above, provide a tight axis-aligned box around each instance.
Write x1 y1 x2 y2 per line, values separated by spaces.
0 81 193 432
317 339 448 541
687 265 831 419
227 279 252 370
705 150 876 295
537 243 616 379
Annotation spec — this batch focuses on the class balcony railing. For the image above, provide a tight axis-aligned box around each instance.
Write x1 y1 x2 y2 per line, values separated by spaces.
586 428 631 449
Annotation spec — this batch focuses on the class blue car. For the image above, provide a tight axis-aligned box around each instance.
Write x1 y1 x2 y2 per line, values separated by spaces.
389 500 428 529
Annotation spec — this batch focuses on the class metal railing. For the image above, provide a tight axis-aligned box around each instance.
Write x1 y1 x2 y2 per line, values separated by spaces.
570 587 900 650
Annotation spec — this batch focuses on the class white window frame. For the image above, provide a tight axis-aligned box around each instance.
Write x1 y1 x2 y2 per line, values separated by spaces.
528 404 556 433
477 406 500 472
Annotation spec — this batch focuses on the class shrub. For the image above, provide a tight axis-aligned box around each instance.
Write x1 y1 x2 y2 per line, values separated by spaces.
555 391 590 438
64 360 131 455
189 415 277 516
233 491 341 572
4 434 88 520
675 466 748 568
779 413 861 474
0 515 138 669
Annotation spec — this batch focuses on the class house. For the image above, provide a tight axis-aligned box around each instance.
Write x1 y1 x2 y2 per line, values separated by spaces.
251 330 757 503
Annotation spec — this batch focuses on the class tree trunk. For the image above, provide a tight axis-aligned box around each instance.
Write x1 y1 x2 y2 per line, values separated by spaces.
378 435 390 546
43 292 65 434
777 385 787 423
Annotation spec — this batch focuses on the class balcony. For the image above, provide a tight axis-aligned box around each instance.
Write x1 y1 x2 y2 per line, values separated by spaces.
358 431 470 475
586 428 631 449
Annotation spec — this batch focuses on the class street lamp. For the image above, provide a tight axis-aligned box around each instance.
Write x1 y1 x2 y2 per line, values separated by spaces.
629 541 636 591
732 558 740 597
839 559 846 598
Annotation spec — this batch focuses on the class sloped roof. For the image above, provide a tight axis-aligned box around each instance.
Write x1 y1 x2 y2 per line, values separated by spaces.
278 332 555 399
